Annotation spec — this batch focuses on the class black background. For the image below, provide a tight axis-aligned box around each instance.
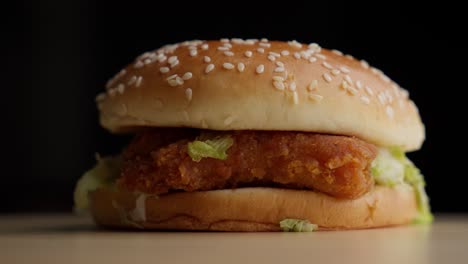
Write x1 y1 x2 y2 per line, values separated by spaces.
4 1 466 213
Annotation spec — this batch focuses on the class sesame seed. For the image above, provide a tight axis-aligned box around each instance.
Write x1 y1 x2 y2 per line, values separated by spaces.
139 52 151 60
386 106 394 118
360 60 369 69
370 67 380 75
170 60 179 68
223 43 232 48
289 82 297 91
385 90 394 103
323 73 332 83
190 50 197 56
391 84 399 94
224 51 234 56
231 38 244 44
365 86 374 96
220 38 229 43
168 56 178 64
175 76 184 85
294 52 301 59
217 46 229 51
244 39 256 45
205 64 215 73
273 76 284 82
331 69 341 76
380 74 391 83
134 60 144 68
144 58 153 65
331 49 343 56
158 56 167 63
182 72 193 80
308 57 317 63
308 80 318 91
261 38 268 42
378 92 386 105
274 67 285 72
224 115 235 125
185 88 192 101
168 79 179 87
275 61 284 67
256 64 265 74
259 42 271 48
108 88 117 97
159 67 170 73
322 61 333 70
269 52 281 57
300 51 311 59
292 91 299 104
281 50 290 56
268 55 276 61
356 80 363 90
95 93 106 102
345 54 354 60
315 54 326 60
245 51 253 57
399 99 405 109
116 84 125 94
288 40 302 48
344 75 353 85
237 62 245 72
167 74 178 80
308 43 320 50
204 56 211 63
340 81 349 90
223 62 235 70
201 44 209 50
273 81 285 91
135 76 142 87
257 48 265 53
401 89 409 98
360 96 370 104
347 86 358 95
340 66 350 74
127 75 137 85
308 94 323 102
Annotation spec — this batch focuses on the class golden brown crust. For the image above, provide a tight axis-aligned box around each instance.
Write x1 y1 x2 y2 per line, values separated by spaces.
119 131 377 199
90 185 418 231
97 39 424 151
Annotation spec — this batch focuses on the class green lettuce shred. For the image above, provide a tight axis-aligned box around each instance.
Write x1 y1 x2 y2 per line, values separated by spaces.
404 162 433 223
187 135 234 162
371 148 405 187
73 154 121 212
280 219 318 232
371 147 433 224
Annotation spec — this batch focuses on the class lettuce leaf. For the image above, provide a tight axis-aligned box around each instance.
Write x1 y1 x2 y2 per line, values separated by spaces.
371 148 433 224
280 219 318 232
73 154 121 212
187 135 234 162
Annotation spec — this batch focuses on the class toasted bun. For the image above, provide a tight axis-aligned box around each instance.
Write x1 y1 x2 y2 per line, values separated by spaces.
97 39 424 151
90 185 417 231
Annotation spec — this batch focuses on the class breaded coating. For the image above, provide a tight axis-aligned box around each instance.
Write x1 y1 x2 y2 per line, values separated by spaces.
118 130 377 199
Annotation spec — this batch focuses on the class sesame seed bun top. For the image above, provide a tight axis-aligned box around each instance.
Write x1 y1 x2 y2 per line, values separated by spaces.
97 39 425 151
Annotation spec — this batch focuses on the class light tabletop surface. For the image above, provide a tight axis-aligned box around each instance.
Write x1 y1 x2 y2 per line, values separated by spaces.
1 214 467 264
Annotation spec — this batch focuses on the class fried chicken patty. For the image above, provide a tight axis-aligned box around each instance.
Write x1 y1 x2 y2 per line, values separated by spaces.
118 130 378 199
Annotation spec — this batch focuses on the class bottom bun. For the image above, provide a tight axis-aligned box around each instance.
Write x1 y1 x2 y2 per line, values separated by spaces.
89 185 417 231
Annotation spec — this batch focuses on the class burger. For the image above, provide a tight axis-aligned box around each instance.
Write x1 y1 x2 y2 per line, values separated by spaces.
74 39 432 231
